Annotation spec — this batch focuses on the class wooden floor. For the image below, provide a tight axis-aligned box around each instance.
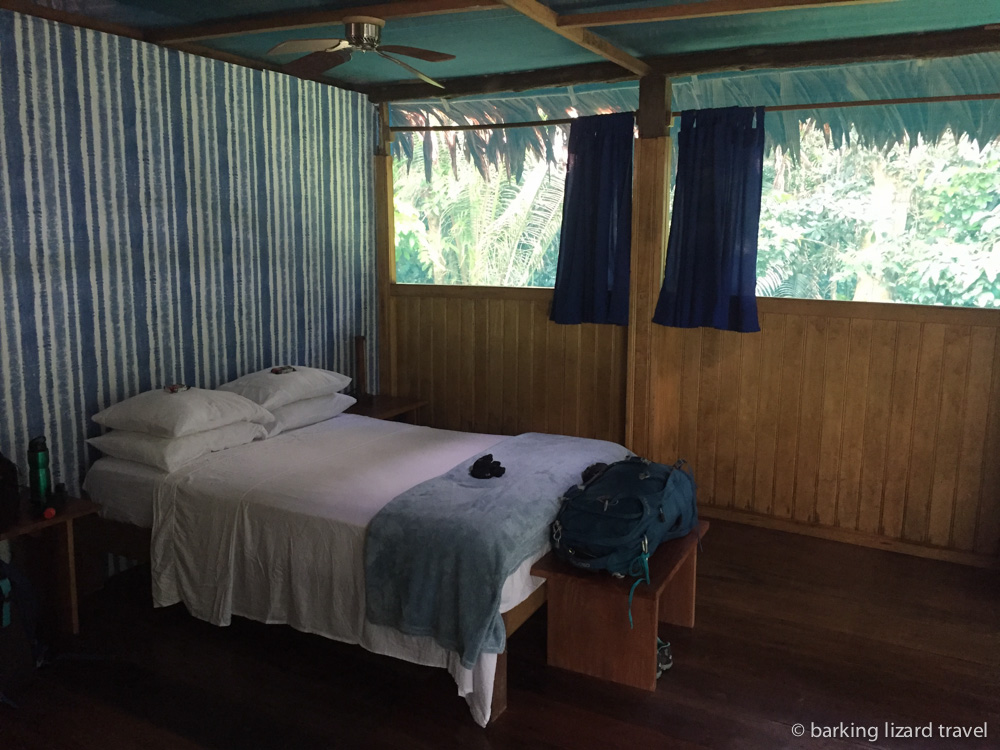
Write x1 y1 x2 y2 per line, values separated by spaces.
2 521 997 750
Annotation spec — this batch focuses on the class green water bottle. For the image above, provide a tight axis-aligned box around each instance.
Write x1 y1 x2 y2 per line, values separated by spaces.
27 436 51 505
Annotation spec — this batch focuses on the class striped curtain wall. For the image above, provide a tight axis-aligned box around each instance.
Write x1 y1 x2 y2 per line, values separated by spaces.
0 11 378 494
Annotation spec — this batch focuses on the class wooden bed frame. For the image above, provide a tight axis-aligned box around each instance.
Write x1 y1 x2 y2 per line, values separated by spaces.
89 515 546 722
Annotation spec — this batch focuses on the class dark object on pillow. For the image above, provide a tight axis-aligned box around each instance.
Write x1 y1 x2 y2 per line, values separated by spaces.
581 462 608 484
469 454 505 479
0 452 18 533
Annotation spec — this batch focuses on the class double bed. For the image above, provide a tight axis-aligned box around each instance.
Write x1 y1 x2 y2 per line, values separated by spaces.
83 413 630 725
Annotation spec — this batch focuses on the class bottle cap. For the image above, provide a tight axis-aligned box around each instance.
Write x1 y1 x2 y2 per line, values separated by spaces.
28 436 47 451
43 507 56 520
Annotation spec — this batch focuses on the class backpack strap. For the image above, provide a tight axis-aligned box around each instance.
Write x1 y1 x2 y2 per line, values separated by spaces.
625 536 651 629
0 576 11 628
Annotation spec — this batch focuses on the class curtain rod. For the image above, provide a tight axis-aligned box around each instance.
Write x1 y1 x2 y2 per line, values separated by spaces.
389 92 1000 133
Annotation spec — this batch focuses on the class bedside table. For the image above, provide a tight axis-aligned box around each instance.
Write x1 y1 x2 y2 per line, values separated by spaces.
347 394 427 423
1 494 100 636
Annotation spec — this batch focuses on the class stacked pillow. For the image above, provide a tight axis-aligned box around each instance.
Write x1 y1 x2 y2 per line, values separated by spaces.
88 367 356 472
88 387 274 473
217 366 355 437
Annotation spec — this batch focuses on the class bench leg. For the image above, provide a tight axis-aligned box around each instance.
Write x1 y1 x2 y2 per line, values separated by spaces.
489 649 507 722
658 548 697 628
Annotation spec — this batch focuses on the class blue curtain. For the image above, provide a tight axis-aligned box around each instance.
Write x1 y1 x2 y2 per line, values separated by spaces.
653 107 765 333
550 112 634 326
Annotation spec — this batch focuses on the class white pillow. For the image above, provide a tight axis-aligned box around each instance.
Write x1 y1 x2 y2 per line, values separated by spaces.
92 387 274 438
267 393 357 437
217 366 351 411
87 422 268 473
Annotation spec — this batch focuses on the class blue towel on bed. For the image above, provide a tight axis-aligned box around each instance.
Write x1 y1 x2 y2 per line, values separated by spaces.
364 432 631 670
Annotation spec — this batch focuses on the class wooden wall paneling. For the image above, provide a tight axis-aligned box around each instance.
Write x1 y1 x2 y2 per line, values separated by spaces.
648 325 680 463
531 302 549 434
772 314 807 519
677 328 703 478
459 298 477 432
417 297 436 424
714 331 742 509
445 297 463 430
593 325 615 442
473 297 491 431
952 327 996 551
733 330 762 512
502 303 520 435
881 321 921 539
432 297 450 428
834 318 873 531
564 325 582 438
545 322 567 435
793 315 828 523
577 325 597 439
927 325 972 547
857 319 897 535
515 301 534 436
487 299 505 434
695 328 722 504
903 323 947 544
974 336 1000 557
815 316 851 527
753 313 785 516
609 326 627 444
394 298 410 397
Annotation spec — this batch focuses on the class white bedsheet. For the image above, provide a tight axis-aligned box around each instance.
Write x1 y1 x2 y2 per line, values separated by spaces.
146 414 545 726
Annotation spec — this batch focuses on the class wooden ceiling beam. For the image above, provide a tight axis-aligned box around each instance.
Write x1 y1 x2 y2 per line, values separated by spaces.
0 0 144 40
148 0 501 44
497 0 651 76
370 24 1000 103
649 23 1000 77
367 61 632 102
557 0 897 29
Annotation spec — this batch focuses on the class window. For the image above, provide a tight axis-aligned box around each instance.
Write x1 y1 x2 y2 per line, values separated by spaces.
393 127 567 287
757 119 1000 308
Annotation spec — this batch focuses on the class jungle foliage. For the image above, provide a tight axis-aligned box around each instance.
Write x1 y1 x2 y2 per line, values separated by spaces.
758 121 1000 308
395 119 1000 309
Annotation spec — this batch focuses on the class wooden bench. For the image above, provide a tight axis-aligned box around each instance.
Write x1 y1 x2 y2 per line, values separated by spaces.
530 519 709 691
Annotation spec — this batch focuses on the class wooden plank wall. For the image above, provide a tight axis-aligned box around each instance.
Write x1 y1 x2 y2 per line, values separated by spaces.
647 297 1000 565
390 286 1000 565
391 286 627 444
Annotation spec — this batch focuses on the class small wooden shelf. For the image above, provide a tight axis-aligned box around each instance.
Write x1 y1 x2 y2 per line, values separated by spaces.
347 394 426 422
531 519 709 691
1 494 100 636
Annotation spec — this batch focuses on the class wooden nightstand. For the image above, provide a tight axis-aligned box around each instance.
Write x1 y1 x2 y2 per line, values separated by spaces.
1 494 100 636
347 394 427 423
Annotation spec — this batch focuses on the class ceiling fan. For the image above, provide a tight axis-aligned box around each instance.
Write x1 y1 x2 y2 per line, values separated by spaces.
267 16 455 88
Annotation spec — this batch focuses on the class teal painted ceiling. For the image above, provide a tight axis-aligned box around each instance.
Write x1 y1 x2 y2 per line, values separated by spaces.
23 0 1000 89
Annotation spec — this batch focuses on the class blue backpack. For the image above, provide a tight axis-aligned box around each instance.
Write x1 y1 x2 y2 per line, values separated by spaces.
550 457 698 624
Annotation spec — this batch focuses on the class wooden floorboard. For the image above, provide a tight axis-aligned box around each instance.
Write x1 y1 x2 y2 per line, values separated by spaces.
1 520 996 749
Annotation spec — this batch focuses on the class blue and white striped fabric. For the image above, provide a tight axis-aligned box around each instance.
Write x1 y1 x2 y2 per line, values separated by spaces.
0 10 378 494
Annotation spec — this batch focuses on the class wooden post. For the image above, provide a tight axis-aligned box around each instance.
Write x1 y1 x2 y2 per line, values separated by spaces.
626 75 672 457
374 102 398 396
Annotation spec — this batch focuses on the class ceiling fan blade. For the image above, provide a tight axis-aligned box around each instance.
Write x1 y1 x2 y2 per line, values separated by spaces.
376 50 444 89
268 38 349 56
282 49 353 79
377 45 455 63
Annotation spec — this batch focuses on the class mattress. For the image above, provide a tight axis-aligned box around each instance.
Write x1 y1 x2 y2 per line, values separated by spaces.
84 456 167 528
83 414 547 725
